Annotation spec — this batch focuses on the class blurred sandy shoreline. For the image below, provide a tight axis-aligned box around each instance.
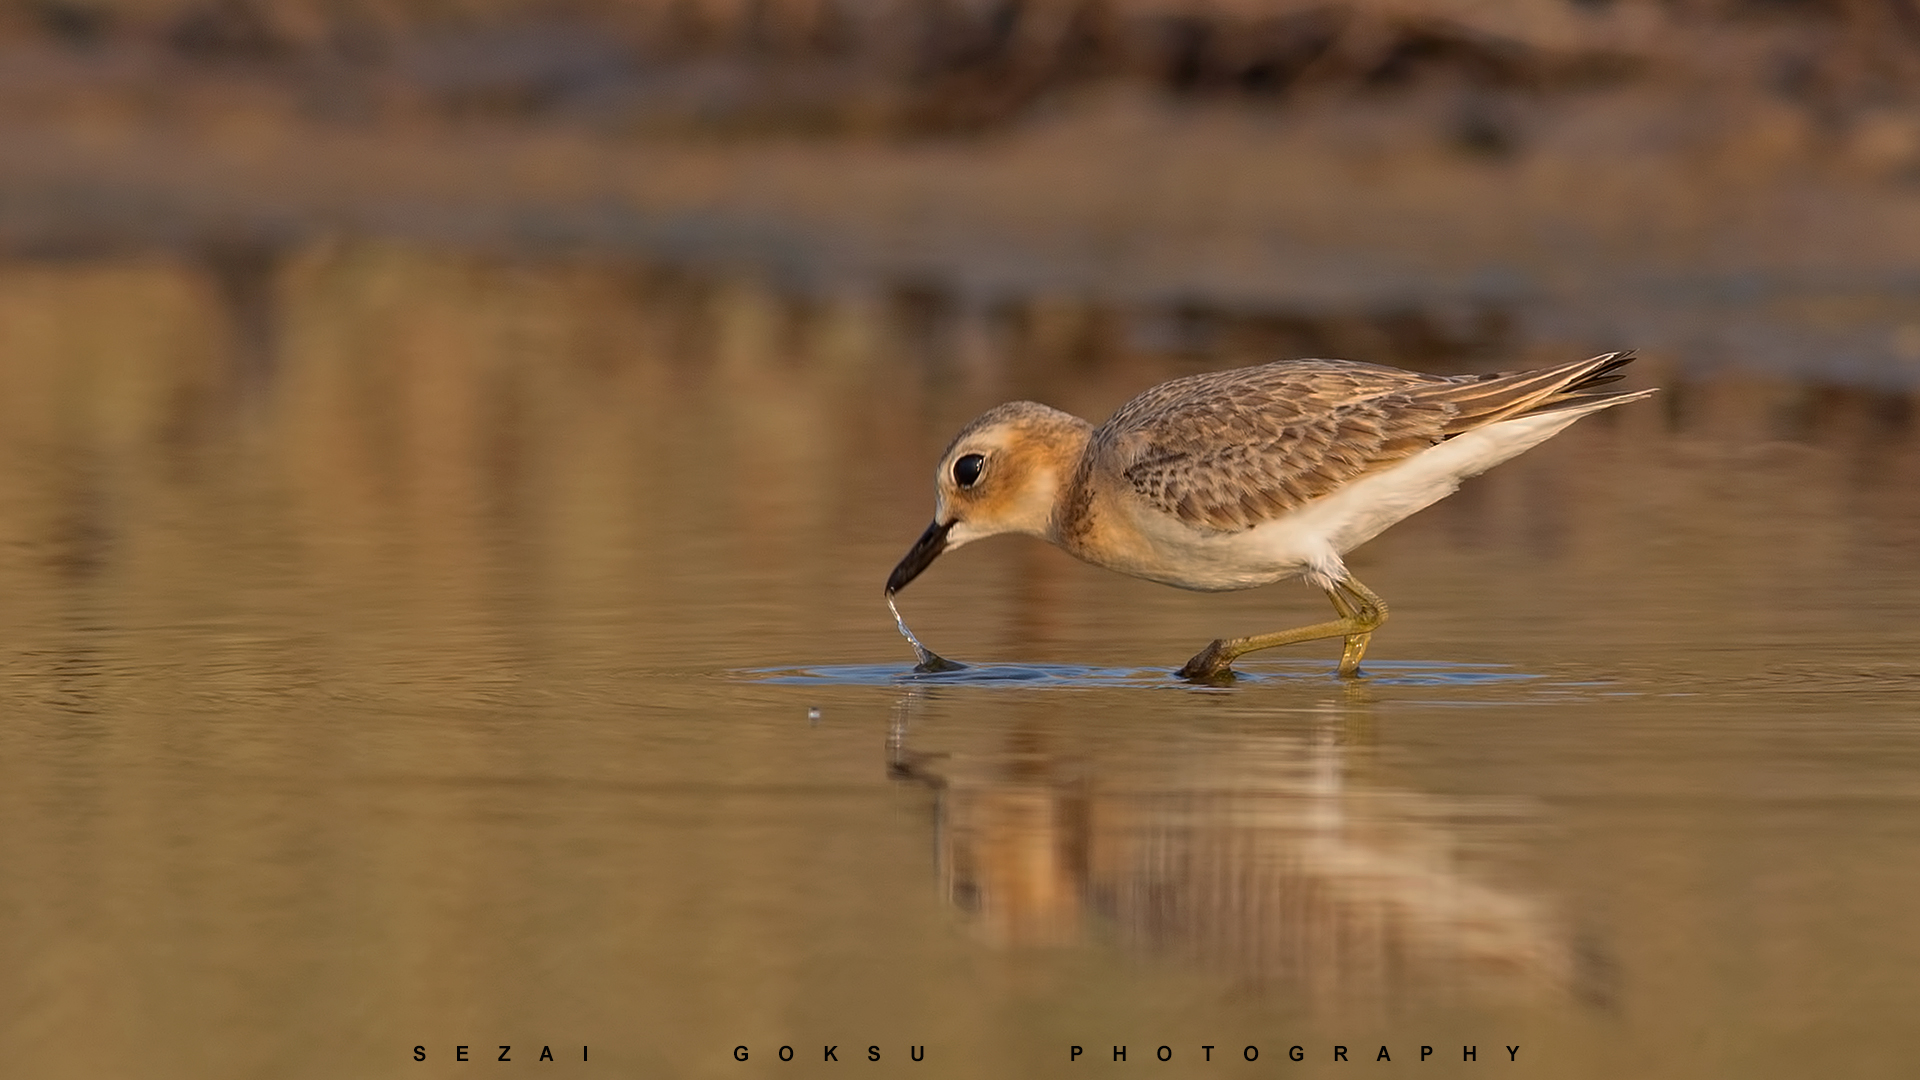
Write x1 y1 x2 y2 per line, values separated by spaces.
3 0 1920 383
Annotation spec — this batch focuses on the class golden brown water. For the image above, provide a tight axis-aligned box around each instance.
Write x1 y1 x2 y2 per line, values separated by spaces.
2 242 1918 1078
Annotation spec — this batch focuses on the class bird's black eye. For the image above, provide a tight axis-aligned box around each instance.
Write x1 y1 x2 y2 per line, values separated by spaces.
951 453 986 488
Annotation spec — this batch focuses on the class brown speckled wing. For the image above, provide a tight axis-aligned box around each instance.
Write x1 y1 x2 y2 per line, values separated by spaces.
1091 353 1641 533
1095 360 1455 532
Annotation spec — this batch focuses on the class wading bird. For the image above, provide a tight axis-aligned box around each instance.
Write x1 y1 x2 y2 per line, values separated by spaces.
885 352 1652 679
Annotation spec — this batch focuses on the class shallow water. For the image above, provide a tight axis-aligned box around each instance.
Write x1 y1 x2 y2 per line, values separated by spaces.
1 242 1917 1078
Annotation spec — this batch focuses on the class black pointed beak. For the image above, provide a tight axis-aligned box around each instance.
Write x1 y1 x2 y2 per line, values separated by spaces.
886 520 953 595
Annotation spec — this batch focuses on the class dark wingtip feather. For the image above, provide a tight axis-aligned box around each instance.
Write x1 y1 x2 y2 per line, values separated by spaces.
1566 350 1638 393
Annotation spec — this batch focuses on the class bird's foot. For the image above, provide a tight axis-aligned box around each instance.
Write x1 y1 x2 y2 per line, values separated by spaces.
1176 640 1238 683
1336 632 1371 679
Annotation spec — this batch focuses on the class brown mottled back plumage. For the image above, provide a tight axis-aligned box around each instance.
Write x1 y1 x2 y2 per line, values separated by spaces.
1093 352 1639 532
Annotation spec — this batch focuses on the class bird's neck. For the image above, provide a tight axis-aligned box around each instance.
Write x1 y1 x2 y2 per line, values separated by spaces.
1041 428 1099 549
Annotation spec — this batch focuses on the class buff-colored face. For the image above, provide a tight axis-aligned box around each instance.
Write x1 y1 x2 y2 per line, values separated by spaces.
885 404 1089 595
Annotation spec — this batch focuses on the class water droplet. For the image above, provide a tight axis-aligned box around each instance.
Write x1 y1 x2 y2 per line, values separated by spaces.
887 594 966 673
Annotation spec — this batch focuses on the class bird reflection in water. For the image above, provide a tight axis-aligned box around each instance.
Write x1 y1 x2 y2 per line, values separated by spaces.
888 690 1590 1004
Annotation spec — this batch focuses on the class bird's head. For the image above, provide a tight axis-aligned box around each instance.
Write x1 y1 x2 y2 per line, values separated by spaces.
885 401 1093 595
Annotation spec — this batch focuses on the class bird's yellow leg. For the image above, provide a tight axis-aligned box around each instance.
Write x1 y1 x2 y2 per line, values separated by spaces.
1176 575 1389 682
1330 577 1388 678
1327 585 1372 676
